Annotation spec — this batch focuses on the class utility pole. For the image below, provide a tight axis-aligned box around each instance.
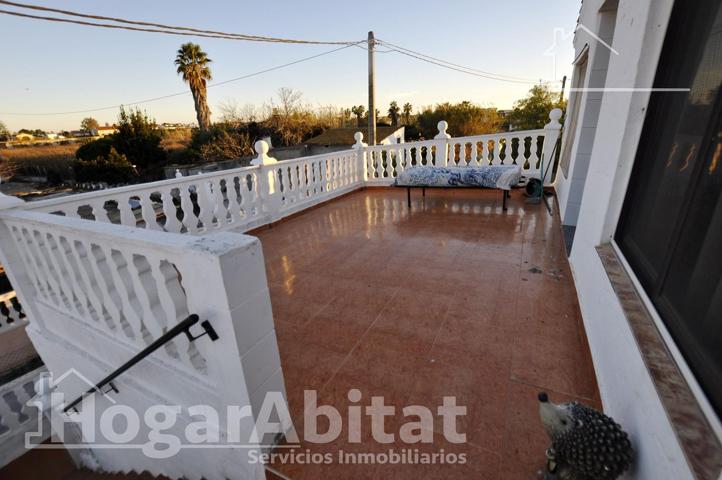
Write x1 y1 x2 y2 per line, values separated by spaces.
367 31 376 145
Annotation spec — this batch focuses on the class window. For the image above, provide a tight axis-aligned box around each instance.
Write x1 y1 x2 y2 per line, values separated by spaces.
560 49 588 178
616 0 722 417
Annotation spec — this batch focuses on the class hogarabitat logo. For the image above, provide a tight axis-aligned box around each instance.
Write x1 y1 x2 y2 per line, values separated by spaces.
27 372 468 463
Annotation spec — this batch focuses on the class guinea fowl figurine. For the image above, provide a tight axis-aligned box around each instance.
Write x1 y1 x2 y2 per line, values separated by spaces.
537 392 633 480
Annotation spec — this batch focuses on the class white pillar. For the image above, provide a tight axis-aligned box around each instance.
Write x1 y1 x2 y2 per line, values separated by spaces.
353 132 369 182
434 120 451 167
251 140 282 222
541 108 563 185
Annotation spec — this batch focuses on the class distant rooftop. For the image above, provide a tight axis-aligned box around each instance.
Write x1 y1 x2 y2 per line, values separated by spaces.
305 126 402 146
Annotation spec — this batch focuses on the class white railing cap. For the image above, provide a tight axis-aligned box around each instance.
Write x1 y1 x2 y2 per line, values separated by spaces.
353 132 367 149
434 120 451 139
251 140 278 166
545 108 563 129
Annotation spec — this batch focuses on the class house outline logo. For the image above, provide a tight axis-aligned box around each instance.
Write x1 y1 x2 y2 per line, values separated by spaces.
543 24 619 80
25 368 117 446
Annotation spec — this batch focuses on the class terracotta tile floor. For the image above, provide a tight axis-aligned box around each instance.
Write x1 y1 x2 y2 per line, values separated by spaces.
256 188 600 480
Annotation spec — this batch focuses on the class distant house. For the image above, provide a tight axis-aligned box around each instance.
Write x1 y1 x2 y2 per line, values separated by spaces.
94 125 118 137
160 123 188 131
70 130 91 138
13 133 34 141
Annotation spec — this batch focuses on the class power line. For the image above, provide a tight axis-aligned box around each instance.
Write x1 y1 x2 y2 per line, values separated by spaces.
0 43 362 116
377 39 549 84
0 1 360 44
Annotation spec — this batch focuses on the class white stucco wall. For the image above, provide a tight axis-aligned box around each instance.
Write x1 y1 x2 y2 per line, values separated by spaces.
565 0 708 478
556 1 617 226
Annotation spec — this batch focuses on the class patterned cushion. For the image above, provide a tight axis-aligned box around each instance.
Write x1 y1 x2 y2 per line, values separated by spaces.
394 165 521 190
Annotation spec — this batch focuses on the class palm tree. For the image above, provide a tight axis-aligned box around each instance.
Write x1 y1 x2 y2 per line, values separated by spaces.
175 43 212 131
388 101 400 126
351 105 365 128
403 103 413 125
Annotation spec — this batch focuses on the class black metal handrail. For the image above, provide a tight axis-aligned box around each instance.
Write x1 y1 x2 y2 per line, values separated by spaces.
63 314 218 414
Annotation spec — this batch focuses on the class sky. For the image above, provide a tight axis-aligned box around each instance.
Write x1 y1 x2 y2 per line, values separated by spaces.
0 0 580 132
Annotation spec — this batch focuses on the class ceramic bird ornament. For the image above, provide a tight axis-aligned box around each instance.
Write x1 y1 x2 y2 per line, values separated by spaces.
538 392 633 480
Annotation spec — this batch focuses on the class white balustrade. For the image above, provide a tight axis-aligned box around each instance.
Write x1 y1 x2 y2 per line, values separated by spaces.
0 292 28 332
19 109 562 229
0 207 282 479
0 367 49 467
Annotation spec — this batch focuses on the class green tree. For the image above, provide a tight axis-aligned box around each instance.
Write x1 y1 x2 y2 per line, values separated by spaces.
175 43 213 131
0 121 9 141
80 117 100 133
416 101 501 138
76 107 165 177
113 107 165 170
73 147 138 184
351 105 365 128
402 103 413 125
508 85 566 130
388 101 400 126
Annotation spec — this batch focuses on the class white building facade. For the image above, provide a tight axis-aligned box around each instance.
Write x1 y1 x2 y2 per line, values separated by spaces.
557 0 722 478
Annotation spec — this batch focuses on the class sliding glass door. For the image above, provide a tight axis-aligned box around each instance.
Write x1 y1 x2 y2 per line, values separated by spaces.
616 0 722 417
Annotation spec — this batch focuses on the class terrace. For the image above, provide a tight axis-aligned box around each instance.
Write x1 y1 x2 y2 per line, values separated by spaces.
0 110 600 479
259 188 599 478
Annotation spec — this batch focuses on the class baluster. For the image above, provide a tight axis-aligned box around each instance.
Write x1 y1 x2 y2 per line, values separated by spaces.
1 390 30 430
63 204 81 219
341 155 349 186
520 136 530 170
51 235 91 319
8 226 49 300
246 172 259 217
150 258 196 368
97 245 143 341
90 200 111 222
67 238 113 333
196 179 216 231
139 193 159 230
160 187 182 233
118 197 136 227
471 141 479 166
78 240 124 333
28 229 69 309
321 159 329 191
294 164 303 203
231 176 244 222
327 157 338 191
213 178 231 227
482 140 490 166
178 185 199 234
127 253 168 347
41 232 81 315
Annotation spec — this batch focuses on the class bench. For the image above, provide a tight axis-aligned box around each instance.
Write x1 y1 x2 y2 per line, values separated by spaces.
393 165 522 211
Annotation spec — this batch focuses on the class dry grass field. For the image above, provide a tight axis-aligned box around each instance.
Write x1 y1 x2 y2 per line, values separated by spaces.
0 143 78 181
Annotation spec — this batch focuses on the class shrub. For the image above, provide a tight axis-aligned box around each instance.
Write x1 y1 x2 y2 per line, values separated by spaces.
185 123 258 163
75 107 166 179
73 148 138 184
113 107 166 170
76 137 114 162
